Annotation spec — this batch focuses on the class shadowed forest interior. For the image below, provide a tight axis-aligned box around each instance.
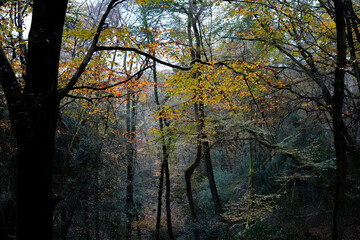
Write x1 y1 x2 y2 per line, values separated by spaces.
0 0 360 239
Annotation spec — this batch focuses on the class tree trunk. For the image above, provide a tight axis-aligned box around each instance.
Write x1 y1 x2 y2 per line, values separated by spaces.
15 72 60 240
164 147 175 240
185 143 202 240
6 1 69 239
94 112 108 240
155 160 165 239
125 90 137 239
200 109 222 215
332 1 348 240
184 2 223 238
247 141 254 227
153 62 176 240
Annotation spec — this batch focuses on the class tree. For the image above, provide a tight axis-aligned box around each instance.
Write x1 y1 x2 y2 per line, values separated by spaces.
0 0 157 238
224 0 360 238
332 1 347 239
153 61 176 240
184 0 223 220
0 1 69 238
124 56 140 239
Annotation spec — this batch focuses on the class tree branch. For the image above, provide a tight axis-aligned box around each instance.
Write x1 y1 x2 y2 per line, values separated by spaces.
65 94 116 103
95 45 192 71
58 0 126 99
71 65 153 91
0 47 23 113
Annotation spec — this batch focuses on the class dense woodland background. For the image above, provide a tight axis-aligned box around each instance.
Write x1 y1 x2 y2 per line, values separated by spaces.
0 0 360 239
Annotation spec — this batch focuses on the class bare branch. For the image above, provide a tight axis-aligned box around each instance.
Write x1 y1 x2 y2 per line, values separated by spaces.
71 65 153 91
63 90 139 107
95 45 192 71
65 94 114 103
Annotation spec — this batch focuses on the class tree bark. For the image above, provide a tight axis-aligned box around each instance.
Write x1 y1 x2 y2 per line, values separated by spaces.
332 1 348 240
5 1 69 239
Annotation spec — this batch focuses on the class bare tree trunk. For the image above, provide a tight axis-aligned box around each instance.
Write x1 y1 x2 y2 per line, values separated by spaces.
153 62 176 240
3 1 69 239
201 116 222 215
332 1 348 239
155 160 165 239
164 144 175 240
246 141 254 227
185 143 202 240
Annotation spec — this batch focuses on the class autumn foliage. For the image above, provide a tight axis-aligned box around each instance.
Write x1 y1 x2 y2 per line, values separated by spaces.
0 0 360 240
